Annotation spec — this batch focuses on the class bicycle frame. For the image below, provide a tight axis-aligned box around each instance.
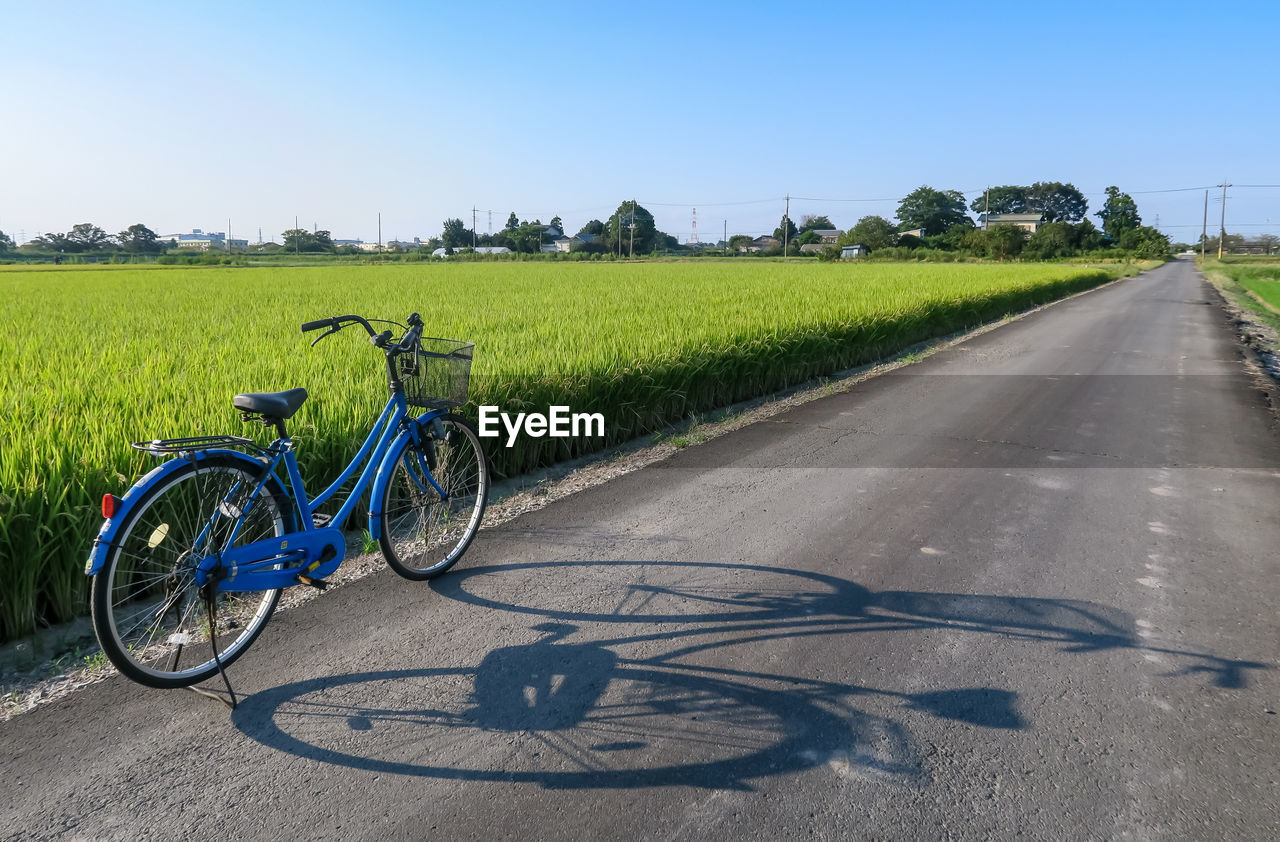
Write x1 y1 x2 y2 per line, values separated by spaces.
86 390 450 594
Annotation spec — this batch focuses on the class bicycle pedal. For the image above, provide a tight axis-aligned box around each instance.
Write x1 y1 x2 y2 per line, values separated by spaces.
295 574 329 590
311 513 332 528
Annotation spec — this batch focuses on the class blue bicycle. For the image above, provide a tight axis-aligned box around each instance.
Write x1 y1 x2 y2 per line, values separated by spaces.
85 313 490 691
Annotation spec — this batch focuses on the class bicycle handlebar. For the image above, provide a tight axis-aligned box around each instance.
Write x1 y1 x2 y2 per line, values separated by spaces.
300 313 422 353
300 318 333 333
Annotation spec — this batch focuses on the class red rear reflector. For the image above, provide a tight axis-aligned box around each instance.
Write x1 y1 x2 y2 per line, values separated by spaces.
102 494 120 518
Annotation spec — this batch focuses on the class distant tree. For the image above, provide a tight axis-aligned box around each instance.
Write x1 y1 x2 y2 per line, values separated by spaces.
773 214 798 248
549 216 563 233
32 232 71 251
281 229 335 252
1118 225 1171 258
505 212 519 230
1025 221 1075 258
794 230 821 246
505 220 549 253
604 201 657 255
116 223 161 254
986 224 1029 260
68 223 111 251
0 230 13 254
577 219 605 237
840 215 898 251
441 218 473 250
927 222 970 251
1027 182 1088 223
1096 186 1141 241
798 214 835 233
970 186 1028 216
897 186 971 237
1199 232 1245 255
728 234 754 251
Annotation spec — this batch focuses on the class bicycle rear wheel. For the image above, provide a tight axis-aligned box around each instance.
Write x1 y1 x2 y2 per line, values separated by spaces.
379 414 489 580
90 453 288 688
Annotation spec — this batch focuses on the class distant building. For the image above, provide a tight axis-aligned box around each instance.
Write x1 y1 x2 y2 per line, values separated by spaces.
978 213 1044 233
156 229 248 251
751 235 780 251
897 228 927 240
799 243 826 254
811 229 841 244
553 236 583 253
841 244 869 259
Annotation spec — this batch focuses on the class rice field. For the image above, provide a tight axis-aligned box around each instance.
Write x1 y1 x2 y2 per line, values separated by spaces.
0 260 1135 641
1213 261 1280 311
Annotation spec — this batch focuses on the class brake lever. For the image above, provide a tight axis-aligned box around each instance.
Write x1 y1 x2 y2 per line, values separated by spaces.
310 325 341 347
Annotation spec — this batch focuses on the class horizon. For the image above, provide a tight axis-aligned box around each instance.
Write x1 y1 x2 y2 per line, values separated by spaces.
3 1 1277 246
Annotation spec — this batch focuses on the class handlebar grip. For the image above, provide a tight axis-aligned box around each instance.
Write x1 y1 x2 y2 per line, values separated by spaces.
301 318 333 333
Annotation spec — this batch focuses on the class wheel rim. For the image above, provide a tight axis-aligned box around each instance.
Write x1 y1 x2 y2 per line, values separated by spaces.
100 463 283 682
383 420 486 573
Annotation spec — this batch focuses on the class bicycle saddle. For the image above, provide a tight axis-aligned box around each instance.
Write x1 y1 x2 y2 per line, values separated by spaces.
233 388 308 419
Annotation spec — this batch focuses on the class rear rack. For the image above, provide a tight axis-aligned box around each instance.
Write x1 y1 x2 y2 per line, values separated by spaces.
131 435 267 457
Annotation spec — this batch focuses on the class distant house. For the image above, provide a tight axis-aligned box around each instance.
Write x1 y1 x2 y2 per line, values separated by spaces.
978 213 1044 233
841 244 869 259
812 229 841 244
751 235 780 251
799 243 826 254
897 228 927 240
553 236 584 253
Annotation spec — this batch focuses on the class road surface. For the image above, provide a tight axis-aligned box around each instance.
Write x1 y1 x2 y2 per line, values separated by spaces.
4 258 1278 840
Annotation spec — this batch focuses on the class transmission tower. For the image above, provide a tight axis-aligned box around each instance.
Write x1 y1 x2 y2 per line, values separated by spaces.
688 208 699 244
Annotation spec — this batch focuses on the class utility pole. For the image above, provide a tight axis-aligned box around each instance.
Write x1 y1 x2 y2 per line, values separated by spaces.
1218 181 1231 259
629 200 635 259
783 194 790 257
227 218 232 253
295 216 299 255
724 219 728 255
488 209 492 236
984 187 990 230
1201 190 1208 258
472 206 477 249
378 212 382 255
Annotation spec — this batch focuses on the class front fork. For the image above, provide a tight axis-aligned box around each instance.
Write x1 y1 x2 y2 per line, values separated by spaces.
407 416 449 500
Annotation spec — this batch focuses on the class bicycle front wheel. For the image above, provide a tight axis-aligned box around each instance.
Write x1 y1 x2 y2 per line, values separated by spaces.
90 453 288 688
379 413 489 580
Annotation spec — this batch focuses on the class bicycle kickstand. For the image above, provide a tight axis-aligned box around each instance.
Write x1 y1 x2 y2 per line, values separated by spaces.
191 583 238 710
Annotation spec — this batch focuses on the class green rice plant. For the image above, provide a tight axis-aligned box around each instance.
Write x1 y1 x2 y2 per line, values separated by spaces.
0 261 1125 641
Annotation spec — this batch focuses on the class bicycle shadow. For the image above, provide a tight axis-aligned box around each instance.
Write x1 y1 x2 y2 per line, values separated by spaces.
233 561 1267 790
234 620 1015 790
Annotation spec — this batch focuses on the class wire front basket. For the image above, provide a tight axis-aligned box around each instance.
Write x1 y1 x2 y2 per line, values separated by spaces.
400 337 474 409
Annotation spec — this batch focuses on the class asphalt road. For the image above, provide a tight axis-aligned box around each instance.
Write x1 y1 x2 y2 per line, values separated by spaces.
4 259 1279 840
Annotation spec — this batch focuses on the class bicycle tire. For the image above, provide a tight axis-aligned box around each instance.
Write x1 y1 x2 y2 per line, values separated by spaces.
379 413 490 580
90 453 288 688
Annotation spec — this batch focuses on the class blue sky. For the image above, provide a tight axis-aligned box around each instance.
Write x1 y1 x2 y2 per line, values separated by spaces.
2 0 1277 245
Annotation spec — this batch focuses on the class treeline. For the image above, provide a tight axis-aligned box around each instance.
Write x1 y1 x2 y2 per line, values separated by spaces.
0 223 168 256
0 182 1188 264
819 183 1172 261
